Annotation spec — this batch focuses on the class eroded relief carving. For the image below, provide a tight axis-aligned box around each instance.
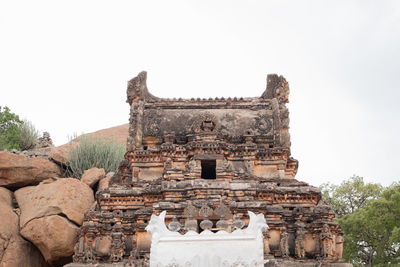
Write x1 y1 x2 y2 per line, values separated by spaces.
68 71 346 267
254 115 273 135
280 229 290 258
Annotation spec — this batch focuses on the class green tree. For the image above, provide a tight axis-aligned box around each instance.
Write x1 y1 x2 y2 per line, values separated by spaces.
0 106 23 150
339 183 400 266
320 175 382 218
0 106 40 151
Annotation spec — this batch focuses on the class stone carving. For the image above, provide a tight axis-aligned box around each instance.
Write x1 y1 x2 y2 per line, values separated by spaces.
110 225 125 262
295 225 306 259
191 113 218 133
215 203 231 230
320 224 334 259
280 228 289 258
184 204 198 231
263 232 271 255
143 110 163 136
233 215 245 230
254 115 273 135
127 71 159 103
67 71 347 266
167 216 182 232
146 211 268 267
261 74 290 104
199 216 213 231
335 233 344 260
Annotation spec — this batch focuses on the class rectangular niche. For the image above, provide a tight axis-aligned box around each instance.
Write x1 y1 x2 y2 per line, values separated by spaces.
201 160 216 179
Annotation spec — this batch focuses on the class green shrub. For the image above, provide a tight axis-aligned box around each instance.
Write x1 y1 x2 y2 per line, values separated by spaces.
0 106 40 151
0 106 22 150
18 119 39 150
66 135 125 179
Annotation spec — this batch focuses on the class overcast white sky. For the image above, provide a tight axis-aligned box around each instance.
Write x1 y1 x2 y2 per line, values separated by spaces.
1 1 399 187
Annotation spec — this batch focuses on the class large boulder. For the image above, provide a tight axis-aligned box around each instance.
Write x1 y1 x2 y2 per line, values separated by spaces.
0 187 48 267
0 151 61 189
15 178 94 265
81 167 105 188
20 215 78 266
49 145 69 165
98 172 114 192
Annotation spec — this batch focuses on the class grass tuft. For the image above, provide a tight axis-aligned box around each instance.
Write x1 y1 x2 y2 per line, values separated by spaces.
66 135 125 179
18 119 39 150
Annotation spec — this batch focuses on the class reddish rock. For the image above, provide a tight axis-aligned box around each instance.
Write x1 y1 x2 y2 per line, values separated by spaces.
0 151 61 189
0 187 48 267
81 167 105 188
49 145 69 165
98 175 112 191
20 215 78 266
15 178 94 227
15 178 94 265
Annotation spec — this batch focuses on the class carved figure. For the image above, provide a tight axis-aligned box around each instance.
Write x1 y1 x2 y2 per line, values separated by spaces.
280 229 289 258
263 232 271 255
295 226 306 259
335 233 344 260
320 224 334 259
185 157 198 172
110 227 125 262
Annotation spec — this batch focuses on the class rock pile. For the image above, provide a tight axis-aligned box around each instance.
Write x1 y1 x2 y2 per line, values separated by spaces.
0 145 116 266
34 132 54 149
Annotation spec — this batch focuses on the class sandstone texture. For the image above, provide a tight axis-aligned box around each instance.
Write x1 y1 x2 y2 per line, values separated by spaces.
97 173 112 192
0 151 61 189
15 178 94 228
20 215 78 266
49 145 69 165
0 187 48 267
15 178 94 264
81 167 105 188
70 72 347 265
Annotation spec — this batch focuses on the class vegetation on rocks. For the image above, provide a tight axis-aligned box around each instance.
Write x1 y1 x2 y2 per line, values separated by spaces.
0 106 39 151
18 119 39 150
66 135 125 178
321 176 400 266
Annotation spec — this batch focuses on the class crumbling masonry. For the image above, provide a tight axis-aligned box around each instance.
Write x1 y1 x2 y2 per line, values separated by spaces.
68 72 346 266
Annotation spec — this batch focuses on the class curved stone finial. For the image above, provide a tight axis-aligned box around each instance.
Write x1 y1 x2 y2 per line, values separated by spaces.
127 71 159 104
261 74 290 104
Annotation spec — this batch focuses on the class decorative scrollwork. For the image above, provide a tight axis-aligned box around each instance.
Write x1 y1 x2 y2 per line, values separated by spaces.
254 115 272 135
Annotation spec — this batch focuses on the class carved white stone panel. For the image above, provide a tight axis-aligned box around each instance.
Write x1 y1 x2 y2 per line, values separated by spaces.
145 211 268 267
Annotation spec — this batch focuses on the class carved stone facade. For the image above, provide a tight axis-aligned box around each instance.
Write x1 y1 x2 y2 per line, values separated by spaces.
67 72 347 266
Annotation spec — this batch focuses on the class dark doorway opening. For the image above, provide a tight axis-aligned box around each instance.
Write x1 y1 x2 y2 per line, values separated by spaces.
201 160 216 179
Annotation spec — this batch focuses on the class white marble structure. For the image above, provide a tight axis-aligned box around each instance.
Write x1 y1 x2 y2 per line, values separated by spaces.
145 211 268 267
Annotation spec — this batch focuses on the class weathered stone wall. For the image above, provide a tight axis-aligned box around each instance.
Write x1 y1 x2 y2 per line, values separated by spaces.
67 71 348 266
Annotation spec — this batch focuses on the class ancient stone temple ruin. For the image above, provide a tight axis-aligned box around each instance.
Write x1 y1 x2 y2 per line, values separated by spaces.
67 72 350 266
